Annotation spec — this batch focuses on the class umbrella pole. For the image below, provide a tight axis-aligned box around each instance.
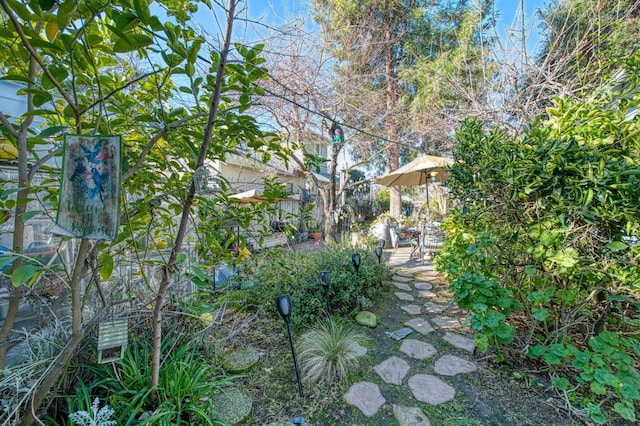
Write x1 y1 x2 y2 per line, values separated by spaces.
424 172 430 221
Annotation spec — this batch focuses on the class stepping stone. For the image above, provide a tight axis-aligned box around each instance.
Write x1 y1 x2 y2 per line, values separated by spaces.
213 387 252 424
431 316 462 329
415 273 439 281
423 302 447 314
400 304 422 315
393 405 431 426
393 271 414 278
404 318 435 335
220 346 260 373
408 374 455 406
443 332 475 353
434 354 477 376
399 339 437 360
351 341 368 357
395 292 415 302
413 282 433 290
344 381 385 416
394 282 413 291
416 290 437 299
392 275 414 283
374 356 411 385
356 311 377 328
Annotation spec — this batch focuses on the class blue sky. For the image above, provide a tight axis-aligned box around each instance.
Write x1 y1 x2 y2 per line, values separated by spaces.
196 0 547 55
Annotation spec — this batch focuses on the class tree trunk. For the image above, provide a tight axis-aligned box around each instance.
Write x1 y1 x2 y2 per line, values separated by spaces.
149 0 237 401
0 54 36 369
19 238 91 425
384 15 402 218
324 139 342 243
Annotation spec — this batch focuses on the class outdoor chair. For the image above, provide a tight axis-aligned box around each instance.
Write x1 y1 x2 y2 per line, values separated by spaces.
419 222 446 261
389 222 418 253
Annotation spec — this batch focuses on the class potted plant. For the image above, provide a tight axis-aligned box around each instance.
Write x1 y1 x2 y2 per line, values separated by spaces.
309 223 322 240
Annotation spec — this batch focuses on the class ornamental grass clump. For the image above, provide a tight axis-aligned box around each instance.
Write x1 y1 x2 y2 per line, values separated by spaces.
297 320 367 385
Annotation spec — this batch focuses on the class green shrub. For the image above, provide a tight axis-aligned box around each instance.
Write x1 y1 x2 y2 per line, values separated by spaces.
89 339 232 425
236 244 388 330
439 53 640 424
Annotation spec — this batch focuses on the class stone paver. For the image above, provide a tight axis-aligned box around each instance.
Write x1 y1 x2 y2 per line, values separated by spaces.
434 354 477 376
400 304 422 315
423 302 447 314
404 318 435 335
408 374 455 406
395 292 415 302
415 273 439 281
374 356 411 385
394 282 413 291
413 282 433 290
416 290 437 299
431 315 462 329
341 247 477 421
399 339 437 360
344 381 386 416
443 332 475 353
393 405 431 426
351 341 368 357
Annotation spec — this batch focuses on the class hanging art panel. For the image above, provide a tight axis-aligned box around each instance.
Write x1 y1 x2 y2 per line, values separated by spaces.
53 134 121 240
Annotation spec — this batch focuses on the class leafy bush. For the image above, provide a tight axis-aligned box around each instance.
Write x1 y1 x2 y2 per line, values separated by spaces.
438 53 640 423
89 339 232 425
297 319 368 385
234 243 388 330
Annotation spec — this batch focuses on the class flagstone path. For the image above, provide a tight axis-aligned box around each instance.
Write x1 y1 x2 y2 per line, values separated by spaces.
344 257 477 425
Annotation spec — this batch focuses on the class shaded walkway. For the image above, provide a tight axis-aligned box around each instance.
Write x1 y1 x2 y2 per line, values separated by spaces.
338 246 577 426
344 246 475 425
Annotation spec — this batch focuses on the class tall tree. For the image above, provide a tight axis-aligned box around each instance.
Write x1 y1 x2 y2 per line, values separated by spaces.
312 0 492 217
510 0 640 124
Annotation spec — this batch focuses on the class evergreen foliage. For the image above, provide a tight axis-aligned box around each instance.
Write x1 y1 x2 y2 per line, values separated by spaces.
438 53 640 424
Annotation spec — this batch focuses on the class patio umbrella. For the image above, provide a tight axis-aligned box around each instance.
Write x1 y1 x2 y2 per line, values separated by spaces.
376 155 453 213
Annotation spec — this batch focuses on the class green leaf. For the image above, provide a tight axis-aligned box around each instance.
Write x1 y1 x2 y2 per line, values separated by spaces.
20 211 40 221
474 333 489 351
593 368 617 385
11 264 38 286
587 404 607 425
6 0 31 20
528 344 547 358
590 381 607 395
0 255 17 270
99 252 114 281
133 0 151 24
38 0 55 11
605 241 628 251
532 307 549 321
0 75 33 84
39 126 68 138
552 376 570 390
613 401 636 422
547 247 579 268
619 382 640 400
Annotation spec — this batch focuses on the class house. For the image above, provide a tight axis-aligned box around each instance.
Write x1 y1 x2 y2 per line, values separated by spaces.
205 130 331 249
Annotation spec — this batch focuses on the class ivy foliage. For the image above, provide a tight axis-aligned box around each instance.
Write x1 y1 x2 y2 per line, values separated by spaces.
436 53 640 424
